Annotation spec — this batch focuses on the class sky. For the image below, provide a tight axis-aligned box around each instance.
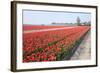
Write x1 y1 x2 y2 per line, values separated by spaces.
23 10 91 25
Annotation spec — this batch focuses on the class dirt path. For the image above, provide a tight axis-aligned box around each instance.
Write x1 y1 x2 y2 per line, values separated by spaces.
24 26 79 33
71 31 91 60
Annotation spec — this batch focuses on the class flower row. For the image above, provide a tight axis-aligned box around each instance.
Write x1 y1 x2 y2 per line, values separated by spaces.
23 26 90 62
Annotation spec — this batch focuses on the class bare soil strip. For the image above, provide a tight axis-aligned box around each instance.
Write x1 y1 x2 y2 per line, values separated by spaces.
71 31 91 60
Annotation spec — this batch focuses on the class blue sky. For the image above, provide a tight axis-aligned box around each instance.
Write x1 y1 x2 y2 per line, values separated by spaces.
23 10 91 25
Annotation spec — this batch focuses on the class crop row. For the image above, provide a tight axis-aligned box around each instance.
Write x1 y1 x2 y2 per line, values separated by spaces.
23 25 67 30
23 26 90 62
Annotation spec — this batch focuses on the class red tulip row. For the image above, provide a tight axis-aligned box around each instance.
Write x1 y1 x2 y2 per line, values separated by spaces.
23 26 90 62
23 26 79 56
24 25 68 30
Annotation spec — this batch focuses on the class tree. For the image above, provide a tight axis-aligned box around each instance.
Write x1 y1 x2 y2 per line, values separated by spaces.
77 17 81 26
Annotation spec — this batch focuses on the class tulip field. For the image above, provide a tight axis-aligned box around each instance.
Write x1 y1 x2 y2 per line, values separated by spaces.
23 25 67 30
23 25 90 62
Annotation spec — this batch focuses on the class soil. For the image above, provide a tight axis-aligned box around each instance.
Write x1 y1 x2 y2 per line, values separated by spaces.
71 31 91 60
